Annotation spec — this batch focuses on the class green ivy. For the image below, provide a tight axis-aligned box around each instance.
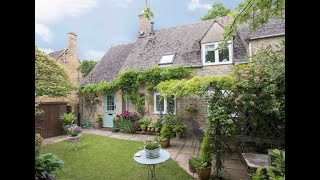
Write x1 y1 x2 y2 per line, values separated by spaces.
80 65 192 104
156 75 234 99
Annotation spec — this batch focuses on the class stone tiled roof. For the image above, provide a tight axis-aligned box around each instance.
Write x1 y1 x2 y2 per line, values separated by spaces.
48 49 65 60
237 18 285 41
81 17 284 86
81 43 135 86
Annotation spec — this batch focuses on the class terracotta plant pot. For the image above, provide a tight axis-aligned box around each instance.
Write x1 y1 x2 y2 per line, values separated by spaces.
131 128 136 134
160 138 170 148
141 128 146 133
196 166 212 180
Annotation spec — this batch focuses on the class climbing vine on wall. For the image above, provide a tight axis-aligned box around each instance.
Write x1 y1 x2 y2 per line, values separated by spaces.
79 65 192 106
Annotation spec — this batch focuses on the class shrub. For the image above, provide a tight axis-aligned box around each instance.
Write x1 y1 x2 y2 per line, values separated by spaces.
59 113 76 125
35 153 64 179
250 149 285 179
160 124 171 139
200 132 212 164
35 133 43 154
173 124 186 133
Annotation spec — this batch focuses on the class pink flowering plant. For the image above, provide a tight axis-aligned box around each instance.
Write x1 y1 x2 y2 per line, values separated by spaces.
113 111 140 133
68 125 81 136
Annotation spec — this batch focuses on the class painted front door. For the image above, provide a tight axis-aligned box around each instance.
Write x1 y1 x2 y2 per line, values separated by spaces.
103 93 116 127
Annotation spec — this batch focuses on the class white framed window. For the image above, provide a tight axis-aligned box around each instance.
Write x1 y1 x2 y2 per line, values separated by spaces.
159 54 175 65
202 41 233 65
154 92 176 114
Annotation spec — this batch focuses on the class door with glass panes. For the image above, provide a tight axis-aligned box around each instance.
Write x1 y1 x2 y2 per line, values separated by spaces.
103 93 116 127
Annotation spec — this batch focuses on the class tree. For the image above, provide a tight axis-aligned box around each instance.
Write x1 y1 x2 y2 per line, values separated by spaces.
224 0 285 39
35 47 74 97
79 60 97 77
201 2 231 21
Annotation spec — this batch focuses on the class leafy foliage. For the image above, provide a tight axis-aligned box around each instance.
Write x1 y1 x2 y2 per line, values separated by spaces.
144 140 160 149
80 66 191 106
35 153 64 179
185 103 198 115
80 60 97 77
224 0 285 39
231 44 285 131
200 132 212 164
157 75 234 99
59 113 76 125
250 149 285 179
140 65 192 91
173 124 186 133
35 133 43 154
160 124 171 139
201 2 232 21
113 111 139 133
35 47 74 97
143 0 154 20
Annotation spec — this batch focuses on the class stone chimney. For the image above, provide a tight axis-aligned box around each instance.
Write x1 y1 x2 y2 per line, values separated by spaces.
138 11 150 38
67 32 77 54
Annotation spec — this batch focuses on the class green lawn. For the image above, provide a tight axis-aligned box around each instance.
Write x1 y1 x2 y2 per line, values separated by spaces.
43 134 193 180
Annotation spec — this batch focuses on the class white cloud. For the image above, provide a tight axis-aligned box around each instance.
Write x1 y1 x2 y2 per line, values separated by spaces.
84 50 105 61
110 0 133 8
35 23 52 42
38 48 54 54
35 0 97 23
35 0 97 42
188 0 211 11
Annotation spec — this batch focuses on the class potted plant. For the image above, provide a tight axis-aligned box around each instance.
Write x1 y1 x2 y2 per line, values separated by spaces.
132 120 140 134
159 124 171 148
94 114 103 129
173 124 186 139
192 157 212 180
68 125 81 136
59 113 76 133
193 133 212 180
140 124 147 133
189 156 197 173
144 140 160 159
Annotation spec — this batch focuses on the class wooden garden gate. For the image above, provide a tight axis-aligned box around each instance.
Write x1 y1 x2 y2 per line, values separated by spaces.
35 102 67 138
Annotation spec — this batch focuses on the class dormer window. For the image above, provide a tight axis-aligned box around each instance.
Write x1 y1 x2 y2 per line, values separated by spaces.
159 53 175 65
202 41 232 65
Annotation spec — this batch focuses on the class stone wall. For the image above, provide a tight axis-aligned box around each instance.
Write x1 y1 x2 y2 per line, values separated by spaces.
250 36 285 54
35 32 82 113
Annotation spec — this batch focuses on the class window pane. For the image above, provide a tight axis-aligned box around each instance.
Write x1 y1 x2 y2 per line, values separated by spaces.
166 96 175 114
219 46 229 62
160 54 175 64
205 45 215 63
155 95 164 112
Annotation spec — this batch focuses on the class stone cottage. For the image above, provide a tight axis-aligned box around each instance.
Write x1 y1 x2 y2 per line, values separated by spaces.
36 32 82 113
80 12 285 132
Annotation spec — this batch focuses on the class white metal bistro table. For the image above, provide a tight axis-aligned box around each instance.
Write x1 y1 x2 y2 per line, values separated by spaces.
134 149 170 180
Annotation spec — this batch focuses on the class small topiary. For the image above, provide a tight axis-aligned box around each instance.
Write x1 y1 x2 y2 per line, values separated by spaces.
160 124 171 139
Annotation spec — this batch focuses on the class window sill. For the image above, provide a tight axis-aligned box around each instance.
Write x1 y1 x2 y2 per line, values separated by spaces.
203 62 233 66
153 112 176 115
154 112 167 115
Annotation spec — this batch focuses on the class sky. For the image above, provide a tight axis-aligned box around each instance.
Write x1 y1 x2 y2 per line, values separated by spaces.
35 0 242 61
